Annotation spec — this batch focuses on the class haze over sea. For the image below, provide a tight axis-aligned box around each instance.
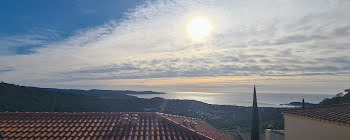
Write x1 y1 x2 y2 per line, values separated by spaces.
130 92 333 107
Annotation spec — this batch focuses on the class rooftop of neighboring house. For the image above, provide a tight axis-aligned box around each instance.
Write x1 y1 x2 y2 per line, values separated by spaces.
282 103 350 126
0 112 232 140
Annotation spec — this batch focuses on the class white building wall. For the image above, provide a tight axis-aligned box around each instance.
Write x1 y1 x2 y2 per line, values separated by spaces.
284 114 350 140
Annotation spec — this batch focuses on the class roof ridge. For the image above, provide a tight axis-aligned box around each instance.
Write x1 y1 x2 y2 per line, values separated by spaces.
282 103 350 126
156 112 200 120
156 112 214 140
282 103 350 113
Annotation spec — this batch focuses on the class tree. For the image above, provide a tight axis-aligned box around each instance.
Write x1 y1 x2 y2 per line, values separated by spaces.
345 89 350 93
251 85 260 140
336 92 344 97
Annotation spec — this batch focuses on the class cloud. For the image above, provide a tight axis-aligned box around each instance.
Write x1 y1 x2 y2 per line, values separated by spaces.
0 0 350 93
333 25 350 36
0 29 62 55
0 67 13 74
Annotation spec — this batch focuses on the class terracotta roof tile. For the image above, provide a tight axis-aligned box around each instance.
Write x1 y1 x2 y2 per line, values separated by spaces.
282 103 350 125
0 112 231 140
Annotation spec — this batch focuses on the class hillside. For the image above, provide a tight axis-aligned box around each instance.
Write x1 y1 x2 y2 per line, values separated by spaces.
0 82 145 112
40 88 165 97
320 89 350 105
0 82 283 131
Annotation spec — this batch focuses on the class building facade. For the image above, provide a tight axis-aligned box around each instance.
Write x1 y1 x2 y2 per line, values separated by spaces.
282 104 350 140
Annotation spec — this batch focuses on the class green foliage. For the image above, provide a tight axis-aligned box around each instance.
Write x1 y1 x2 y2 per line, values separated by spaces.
320 90 350 105
345 89 350 93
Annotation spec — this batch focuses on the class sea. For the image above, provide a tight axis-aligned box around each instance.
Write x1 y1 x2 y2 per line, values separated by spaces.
129 92 334 107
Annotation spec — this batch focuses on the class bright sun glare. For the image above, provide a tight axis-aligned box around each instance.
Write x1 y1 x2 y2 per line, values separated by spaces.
187 17 213 42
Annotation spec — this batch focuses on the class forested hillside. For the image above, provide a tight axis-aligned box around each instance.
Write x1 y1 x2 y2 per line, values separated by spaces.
320 89 350 105
0 82 146 112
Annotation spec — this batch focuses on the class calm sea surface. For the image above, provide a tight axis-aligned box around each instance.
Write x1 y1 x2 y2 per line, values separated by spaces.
129 92 334 107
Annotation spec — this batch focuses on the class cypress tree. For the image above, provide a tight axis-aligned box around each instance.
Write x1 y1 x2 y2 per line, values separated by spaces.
251 85 260 140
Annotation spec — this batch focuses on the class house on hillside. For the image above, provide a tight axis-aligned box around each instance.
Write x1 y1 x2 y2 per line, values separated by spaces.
0 112 234 140
282 104 350 140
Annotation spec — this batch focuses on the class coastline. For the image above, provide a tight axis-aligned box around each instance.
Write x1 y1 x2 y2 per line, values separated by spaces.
129 92 333 107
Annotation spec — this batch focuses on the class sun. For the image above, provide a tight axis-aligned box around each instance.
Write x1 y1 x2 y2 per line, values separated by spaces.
187 17 213 42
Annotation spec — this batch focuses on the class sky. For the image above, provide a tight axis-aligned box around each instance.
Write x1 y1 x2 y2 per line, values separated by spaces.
0 0 350 94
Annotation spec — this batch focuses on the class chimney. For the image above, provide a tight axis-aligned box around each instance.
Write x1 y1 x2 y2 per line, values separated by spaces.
131 114 139 126
183 119 190 127
132 113 139 117
190 121 197 129
131 117 138 126
121 117 129 126
123 114 129 117
121 114 129 126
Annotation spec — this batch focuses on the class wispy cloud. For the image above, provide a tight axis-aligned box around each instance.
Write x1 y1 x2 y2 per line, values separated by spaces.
0 67 13 74
0 29 62 55
1 0 350 93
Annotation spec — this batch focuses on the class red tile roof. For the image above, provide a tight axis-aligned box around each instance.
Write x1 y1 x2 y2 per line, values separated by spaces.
0 112 232 140
158 113 231 140
282 103 350 125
